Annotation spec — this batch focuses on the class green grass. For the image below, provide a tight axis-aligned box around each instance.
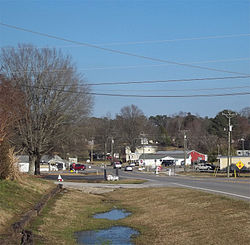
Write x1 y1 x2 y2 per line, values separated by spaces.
0 175 55 236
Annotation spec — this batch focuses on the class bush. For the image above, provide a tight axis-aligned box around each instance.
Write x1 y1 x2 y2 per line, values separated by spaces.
0 140 20 180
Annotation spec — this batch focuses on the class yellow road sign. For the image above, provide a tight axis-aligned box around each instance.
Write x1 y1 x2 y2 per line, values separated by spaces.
236 161 244 170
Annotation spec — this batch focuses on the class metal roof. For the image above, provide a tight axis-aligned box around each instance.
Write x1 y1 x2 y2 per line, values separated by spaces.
139 150 189 160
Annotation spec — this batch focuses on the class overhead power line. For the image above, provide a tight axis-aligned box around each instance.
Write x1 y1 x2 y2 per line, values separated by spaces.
3 33 250 48
94 85 250 92
78 57 250 71
0 22 248 76
97 33 250 46
85 75 250 86
22 84 250 98
4 57 250 73
89 91 250 98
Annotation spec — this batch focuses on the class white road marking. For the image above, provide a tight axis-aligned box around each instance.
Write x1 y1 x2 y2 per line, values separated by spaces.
172 182 250 200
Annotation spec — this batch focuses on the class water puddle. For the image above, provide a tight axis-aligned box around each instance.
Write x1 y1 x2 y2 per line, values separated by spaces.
93 208 131 220
76 209 139 244
76 226 139 245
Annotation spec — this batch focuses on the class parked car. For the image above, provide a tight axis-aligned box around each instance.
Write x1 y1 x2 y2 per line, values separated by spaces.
129 162 136 167
162 160 175 167
195 163 215 171
124 166 133 171
70 164 86 171
113 162 122 169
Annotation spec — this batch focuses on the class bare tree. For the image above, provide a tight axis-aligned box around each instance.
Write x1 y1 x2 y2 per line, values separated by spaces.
0 44 93 174
115 104 147 152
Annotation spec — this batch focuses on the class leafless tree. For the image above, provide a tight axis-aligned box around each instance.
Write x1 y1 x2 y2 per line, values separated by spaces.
0 44 93 174
115 104 147 152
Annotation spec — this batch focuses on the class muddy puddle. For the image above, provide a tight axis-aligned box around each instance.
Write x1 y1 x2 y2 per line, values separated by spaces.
76 209 138 244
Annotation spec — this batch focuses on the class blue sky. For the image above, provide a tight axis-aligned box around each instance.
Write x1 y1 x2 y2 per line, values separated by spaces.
0 0 249 118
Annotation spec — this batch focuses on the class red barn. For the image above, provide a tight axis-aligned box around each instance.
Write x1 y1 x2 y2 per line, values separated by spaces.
188 150 207 163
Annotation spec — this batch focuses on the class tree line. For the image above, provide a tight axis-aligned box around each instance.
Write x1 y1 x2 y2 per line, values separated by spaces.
80 106 250 162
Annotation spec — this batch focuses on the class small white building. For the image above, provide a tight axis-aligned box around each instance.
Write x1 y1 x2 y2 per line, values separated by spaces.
217 156 250 170
156 151 192 166
138 150 192 168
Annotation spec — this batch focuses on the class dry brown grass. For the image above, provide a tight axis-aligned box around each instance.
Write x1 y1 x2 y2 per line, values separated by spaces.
29 187 250 245
109 188 250 245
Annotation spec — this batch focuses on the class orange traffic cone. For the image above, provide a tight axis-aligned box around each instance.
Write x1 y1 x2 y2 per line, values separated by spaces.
57 174 63 182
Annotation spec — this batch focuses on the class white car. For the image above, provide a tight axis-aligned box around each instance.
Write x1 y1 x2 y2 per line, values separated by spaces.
124 166 133 171
195 163 215 171
113 162 122 169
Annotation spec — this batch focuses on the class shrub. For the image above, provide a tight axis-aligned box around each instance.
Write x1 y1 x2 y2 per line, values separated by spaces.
0 140 20 180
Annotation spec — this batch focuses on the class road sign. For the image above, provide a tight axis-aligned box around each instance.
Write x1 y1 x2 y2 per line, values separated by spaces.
236 161 244 170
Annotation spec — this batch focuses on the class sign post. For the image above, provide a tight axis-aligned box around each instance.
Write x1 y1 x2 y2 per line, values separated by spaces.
236 161 244 177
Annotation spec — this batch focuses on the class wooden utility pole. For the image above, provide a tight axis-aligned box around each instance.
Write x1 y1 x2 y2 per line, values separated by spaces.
111 137 114 160
222 112 236 178
90 138 94 163
184 132 187 171
181 130 189 171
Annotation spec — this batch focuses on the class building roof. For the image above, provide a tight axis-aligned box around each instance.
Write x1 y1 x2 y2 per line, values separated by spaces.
139 150 189 160
156 150 189 159
139 153 169 160
188 150 207 156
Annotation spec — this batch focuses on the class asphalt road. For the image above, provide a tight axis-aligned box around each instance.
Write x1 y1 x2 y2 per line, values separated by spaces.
118 168 250 201
47 166 250 202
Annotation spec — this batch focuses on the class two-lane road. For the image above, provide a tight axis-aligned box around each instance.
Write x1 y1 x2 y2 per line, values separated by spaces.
118 169 250 201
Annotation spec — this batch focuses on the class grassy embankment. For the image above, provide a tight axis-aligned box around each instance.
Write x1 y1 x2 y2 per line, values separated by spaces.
28 186 250 245
0 175 55 242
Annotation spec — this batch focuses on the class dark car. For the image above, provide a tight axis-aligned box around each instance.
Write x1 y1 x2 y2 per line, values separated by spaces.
162 160 175 167
70 164 86 171
195 163 215 171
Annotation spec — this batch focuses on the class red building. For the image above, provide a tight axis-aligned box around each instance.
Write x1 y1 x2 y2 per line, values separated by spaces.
188 150 207 163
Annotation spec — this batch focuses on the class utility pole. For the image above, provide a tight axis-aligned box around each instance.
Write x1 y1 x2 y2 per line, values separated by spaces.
90 138 94 163
181 130 188 171
222 112 236 178
140 132 146 170
184 132 187 171
111 137 114 161
240 138 245 156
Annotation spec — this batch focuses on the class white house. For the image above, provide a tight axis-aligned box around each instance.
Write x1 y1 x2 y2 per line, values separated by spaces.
138 153 168 168
156 151 192 166
17 155 29 173
17 154 66 172
138 150 192 168
125 145 158 162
